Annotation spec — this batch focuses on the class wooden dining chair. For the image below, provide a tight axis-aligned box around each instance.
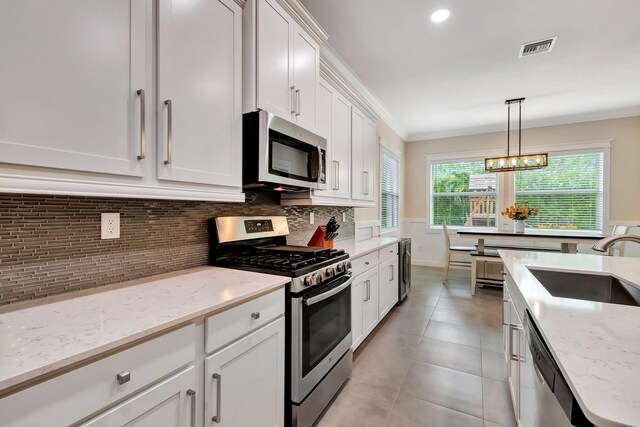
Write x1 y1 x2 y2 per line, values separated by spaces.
442 223 475 284
609 225 630 256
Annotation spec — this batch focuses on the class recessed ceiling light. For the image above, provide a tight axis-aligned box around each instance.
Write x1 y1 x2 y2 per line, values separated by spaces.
430 9 450 23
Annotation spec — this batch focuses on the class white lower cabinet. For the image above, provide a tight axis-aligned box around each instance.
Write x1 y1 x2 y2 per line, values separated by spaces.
504 274 526 426
378 256 399 320
351 262 380 351
205 317 285 427
81 366 197 427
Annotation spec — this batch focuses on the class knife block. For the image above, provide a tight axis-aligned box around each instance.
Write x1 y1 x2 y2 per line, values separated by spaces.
307 226 334 248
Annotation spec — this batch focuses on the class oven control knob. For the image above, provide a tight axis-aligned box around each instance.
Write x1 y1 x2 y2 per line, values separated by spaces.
313 272 322 285
303 276 311 287
345 261 352 270
325 267 335 277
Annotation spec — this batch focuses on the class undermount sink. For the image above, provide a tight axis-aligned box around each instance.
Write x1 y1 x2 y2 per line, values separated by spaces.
528 268 640 307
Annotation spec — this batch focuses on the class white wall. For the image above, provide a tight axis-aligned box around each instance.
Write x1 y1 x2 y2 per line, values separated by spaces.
401 116 640 265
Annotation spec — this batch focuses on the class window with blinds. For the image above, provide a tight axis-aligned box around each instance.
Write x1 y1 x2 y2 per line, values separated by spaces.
431 160 499 227
381 149 400 230
515 151 604 231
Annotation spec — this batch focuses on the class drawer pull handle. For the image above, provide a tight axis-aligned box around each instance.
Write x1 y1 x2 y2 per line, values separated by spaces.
251 312 260 320
116 371 130 385
187 389 196 427
364 261 370 266
212 373 222 423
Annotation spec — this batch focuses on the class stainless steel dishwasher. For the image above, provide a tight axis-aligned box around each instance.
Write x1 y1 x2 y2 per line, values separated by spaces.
521 310 594 427
397 238 411 303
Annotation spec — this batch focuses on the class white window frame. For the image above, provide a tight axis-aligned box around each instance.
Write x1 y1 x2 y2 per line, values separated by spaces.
426 148 505 231
380 140 401 233
425 139 611 232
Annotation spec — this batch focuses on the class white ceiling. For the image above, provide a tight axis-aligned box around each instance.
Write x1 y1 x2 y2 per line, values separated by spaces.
300 0 640 141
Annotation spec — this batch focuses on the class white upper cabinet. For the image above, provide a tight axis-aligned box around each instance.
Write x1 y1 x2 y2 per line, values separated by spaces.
351 106 376 202
245 0 325 132
0 0 147 177
291 26 318 131
157 0 242 187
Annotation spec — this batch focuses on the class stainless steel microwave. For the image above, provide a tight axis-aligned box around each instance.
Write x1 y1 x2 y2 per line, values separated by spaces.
243 110 327 192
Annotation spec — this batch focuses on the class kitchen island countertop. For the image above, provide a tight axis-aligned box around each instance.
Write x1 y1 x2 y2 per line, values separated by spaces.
500 250 640 427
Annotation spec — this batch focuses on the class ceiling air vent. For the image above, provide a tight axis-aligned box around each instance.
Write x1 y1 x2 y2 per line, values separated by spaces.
519 36 558 58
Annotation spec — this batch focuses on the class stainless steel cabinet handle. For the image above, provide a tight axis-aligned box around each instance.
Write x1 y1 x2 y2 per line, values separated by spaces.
365 261 370 266
116 371 130 385
295 89 301 116
332 160 339 190
362 171 367 195
509 324 523 362
136 89 146 160
389 267 394 281
502 299 509 326
212 373 221 423
251 312 260 320
164 99 173 165
187 389 196 427
365 279 371 301
336 161 340 190
291 86 297 114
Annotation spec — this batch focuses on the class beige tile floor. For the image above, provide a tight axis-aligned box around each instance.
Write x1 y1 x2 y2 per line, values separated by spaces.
317 266 516 427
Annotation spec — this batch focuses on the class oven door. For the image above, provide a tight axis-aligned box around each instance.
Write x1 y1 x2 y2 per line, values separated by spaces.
291 273 353 403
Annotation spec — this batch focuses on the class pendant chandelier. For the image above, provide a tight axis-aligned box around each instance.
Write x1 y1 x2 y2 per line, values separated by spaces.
485 98 548 172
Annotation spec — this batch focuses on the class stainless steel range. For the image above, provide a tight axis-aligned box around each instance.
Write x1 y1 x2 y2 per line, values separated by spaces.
209 216 353 427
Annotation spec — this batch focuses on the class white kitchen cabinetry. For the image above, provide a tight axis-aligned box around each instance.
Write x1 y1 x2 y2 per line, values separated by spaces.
80 366 197 427
503 275 525 426
244 0 325 132
0 0 243 202
351 106 376 202
0 0 147 178
157 0 242 188
312 78 351 200
350 254 380 351
0 325 196 427
378 255 399 320
205 317 285 427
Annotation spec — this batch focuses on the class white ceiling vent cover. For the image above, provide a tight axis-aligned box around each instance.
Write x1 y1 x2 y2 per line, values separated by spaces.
519 36 558 58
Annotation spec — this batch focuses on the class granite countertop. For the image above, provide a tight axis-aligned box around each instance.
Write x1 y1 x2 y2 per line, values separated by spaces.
0 266 288 392
499 250 640 427
334 236 399 259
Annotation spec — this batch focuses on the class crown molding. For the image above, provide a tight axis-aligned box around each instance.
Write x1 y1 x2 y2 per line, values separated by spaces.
406 107 640 142
233 0 246 8
274 0 328 45
320 58 378 122
319 43 409 141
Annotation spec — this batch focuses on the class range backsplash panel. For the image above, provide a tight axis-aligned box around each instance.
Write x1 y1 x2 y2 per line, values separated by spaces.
0 192 354 305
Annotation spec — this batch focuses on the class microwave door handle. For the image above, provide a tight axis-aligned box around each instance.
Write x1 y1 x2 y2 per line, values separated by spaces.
304 275 354 306
317 146 323 183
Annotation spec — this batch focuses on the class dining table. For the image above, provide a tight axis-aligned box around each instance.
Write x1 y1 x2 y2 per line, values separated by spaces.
457 227 607 254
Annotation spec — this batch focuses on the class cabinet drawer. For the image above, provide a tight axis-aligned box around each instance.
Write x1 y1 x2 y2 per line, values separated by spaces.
206 288 285 354
351 251 378 277
378 244 398 264
0 324 196 427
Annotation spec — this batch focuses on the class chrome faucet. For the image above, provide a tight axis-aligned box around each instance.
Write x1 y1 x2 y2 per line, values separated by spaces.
591 235 640 253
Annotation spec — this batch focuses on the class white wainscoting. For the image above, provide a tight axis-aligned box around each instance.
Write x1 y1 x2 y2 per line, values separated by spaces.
400 218 640 267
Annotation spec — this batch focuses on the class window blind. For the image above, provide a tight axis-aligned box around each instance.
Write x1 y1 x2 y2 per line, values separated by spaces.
381 149 400 230
431 160 499 227
515 152 604 231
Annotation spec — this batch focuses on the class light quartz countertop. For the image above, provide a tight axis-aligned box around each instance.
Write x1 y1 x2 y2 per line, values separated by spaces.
499 250 640 427
334 237 399 259
0 266 288 393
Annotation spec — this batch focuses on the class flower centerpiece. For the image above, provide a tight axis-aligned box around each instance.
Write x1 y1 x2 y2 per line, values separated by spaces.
501 201 539 233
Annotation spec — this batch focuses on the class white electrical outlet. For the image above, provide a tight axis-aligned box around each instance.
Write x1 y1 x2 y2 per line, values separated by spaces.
342 212 346 222
309 212 315 225
101 213 120 239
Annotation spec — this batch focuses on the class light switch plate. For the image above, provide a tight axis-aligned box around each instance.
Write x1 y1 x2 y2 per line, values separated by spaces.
309 212 315 225
342 212 346 222
101 213 120 239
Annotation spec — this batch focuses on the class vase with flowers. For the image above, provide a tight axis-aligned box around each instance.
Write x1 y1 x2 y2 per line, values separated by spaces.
501 201 539 233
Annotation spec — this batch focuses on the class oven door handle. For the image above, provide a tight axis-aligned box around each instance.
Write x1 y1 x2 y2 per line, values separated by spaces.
304 275 354 306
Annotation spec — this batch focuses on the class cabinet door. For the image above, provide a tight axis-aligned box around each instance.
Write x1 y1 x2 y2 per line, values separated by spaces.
292 24 319 132
378 258 399 320
363 270 379 337
256 0 294 120
351 277 365 351
507 300 522 421
81 366 196 427
351 107 366 200
0 0 147 177
332 91 352 199
157 0 242 187
205 317 285 427
362 118 377 201
315 80 334 197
